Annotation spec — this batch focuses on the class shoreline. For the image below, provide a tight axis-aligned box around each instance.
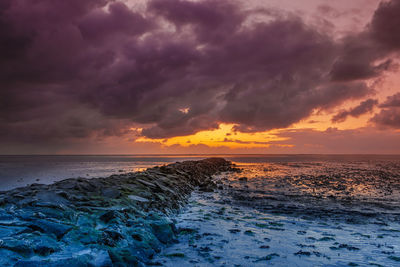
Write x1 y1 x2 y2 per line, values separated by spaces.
0 158 238 266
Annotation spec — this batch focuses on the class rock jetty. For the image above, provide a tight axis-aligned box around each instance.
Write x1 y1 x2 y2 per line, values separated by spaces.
0 158 237 266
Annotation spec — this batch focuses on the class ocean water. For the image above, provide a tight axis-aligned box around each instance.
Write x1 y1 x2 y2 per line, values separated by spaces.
1 154 400 266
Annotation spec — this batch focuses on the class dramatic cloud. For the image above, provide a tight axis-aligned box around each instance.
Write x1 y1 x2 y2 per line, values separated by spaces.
370 0 400 50
371 93 400 128
379 92 400 108
0 0 399 151
372 108 400 128
332 98 378 123
329 0 400 82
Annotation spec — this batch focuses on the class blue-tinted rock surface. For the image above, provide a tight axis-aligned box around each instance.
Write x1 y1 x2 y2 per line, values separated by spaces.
0 158 237 266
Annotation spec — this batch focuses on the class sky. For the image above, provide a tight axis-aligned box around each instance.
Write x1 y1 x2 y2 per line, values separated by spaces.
1 0 400 154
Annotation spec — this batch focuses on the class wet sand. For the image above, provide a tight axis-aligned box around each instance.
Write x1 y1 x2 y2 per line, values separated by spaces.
154 158 400 266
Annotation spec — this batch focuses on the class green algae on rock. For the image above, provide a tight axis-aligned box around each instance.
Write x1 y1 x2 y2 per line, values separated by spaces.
0 158 238 266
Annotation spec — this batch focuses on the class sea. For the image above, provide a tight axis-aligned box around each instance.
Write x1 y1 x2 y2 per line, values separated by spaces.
1 154 400 266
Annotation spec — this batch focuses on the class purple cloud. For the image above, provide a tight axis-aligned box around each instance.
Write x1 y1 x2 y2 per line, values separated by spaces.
370 0 400 50
329 0 400 82
379 92 400 108
371 93 400 129
0 0 399 150
332 98 378 123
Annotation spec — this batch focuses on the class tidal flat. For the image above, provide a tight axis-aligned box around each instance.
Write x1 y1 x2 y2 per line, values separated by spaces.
0 156 400 266
154 157 400 266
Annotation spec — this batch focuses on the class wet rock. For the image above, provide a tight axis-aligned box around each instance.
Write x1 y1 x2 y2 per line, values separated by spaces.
244 230 255 236
150 219 176 244
101 229 124 247
254 253 280 262
91 250 113 267
99 210 121 224
199 184 215 192
388 256 400 262
199 246 212 252
128 195 149 202
24 234 61 256
338 244 360 251
108 248 146 267
15 255 93 267
0 238 34 257
0 158 237 265
294 250 312 256
28 220 73 239
165 252 185 258
329 244 360 251
319 237 335 241
102 188 121 198
178 227 198 235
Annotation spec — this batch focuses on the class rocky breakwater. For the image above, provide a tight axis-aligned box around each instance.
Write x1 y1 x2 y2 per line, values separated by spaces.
0 158 237 266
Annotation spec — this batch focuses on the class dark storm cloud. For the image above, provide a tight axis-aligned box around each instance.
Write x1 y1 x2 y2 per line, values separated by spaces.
149 0 245 41
0 0 399 145
372 108 400 128
0 0 144 141
370 0 400 49
329 0 400 82
332 98 378 123
371 93 400 128
78 2 152 42
379 92 400 108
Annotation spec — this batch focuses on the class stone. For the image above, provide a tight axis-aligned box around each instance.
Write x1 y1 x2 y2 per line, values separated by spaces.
128 195 149 202
90 250 113 267
35 191 70 206
0 238 34 257
15 255 93 267
28 219 73 239
101 229 124 247
99 210 121 224
0 158 237 266
150 219 176 244
102 188 121 198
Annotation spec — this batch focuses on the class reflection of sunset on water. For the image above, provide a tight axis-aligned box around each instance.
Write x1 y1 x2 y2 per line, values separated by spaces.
225 159 400 205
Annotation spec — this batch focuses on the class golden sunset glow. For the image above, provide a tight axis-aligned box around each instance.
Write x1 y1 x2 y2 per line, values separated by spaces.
136 123 291 148
135 105 375 150
292 112 371 131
